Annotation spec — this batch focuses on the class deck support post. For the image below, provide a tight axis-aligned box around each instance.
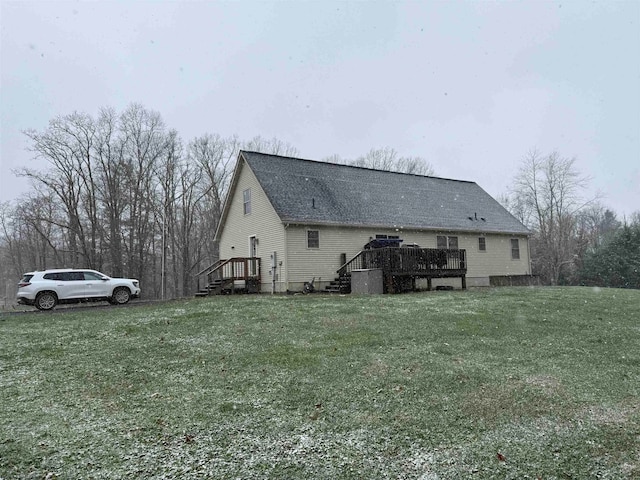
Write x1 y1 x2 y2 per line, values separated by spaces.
230 262 235 294
461 275 466 290
427 277 432 291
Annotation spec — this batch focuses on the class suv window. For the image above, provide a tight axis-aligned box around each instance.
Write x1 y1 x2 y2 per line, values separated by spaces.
20 274 34 283
43 272 65 281
83 272 105 281
62 272 85 281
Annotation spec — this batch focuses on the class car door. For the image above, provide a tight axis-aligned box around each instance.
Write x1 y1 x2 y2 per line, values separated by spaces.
83 271 111 298
43 272 67 298
63 271 87 299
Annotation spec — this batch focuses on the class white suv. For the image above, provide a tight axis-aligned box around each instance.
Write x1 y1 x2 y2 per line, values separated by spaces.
17 269 141 310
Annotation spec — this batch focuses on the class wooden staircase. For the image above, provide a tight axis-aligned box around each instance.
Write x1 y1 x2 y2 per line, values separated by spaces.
195 278 233 297
195 258 261 297
325 272 352 294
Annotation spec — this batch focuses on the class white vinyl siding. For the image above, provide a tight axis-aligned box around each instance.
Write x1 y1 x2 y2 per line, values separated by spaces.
285 227 530 291
218 160 286 292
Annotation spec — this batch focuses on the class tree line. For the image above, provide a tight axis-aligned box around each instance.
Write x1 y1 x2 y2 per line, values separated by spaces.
1 106 637 301
0 104 304 299
0 104 436 301
501 149 639 288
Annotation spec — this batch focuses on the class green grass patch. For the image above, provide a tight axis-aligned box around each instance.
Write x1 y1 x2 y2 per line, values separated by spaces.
1 287 638 478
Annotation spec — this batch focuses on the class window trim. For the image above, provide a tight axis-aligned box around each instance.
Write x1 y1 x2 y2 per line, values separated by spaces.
375 234 400 240
307 229 320 249
478 237 486 252
437 235 458 249
243 188 251 215
249 235 258 258
511 238 520 260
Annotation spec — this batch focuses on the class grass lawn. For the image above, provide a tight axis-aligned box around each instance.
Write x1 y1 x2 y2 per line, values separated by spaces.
1 287 639 479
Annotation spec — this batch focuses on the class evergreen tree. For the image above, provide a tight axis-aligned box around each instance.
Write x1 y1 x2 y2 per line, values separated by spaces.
579 222 640 289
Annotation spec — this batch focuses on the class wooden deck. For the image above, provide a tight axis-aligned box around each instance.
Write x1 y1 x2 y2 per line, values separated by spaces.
338 247 467 293
195 257 261 296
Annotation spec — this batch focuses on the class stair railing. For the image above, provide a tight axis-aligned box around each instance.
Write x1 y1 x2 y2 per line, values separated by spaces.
196 257 262 292
337 251 364 277
195 259 226 292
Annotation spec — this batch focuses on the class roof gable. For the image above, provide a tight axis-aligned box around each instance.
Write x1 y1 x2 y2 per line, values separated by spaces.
237 151 529 235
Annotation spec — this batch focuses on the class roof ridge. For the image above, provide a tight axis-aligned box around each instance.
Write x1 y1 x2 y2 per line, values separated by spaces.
240 150 476 184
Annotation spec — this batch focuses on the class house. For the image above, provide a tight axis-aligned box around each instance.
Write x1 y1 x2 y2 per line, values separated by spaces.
206 150 531 294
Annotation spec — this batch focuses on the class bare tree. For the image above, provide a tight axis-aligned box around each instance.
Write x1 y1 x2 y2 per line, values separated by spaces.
351 147 399 171
0 202 26 279
324 147 435 176
119 104 167 283
395 156 435 176
243 136 299 157
5 104 302 299
510 149 595 285
94 107 127 276
187 134 240 276
21 114 93 266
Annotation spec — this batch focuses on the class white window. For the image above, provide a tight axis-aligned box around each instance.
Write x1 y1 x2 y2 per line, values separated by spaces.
437 235 458 249
511 238 520 259
307 230 319 249
478 237 486 252
243 188 251 215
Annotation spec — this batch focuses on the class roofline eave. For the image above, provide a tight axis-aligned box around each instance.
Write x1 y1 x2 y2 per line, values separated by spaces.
280 218 531 236
214 151 247 242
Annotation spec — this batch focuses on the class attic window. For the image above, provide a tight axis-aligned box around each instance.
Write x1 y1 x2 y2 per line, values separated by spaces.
243 188 251 215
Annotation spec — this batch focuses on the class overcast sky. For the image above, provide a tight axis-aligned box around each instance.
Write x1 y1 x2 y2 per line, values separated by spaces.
1 1 639 217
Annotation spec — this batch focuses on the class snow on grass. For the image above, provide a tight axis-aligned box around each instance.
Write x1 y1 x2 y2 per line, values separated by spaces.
1 287 639 478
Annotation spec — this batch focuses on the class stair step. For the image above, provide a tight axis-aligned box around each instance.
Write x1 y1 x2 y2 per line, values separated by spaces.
325 275 351 294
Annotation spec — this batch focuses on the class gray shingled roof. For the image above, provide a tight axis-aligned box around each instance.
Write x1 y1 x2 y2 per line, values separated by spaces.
241 151 530 235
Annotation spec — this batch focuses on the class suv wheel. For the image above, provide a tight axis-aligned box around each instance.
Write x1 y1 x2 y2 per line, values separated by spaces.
35 291 58 311
111 287 131 305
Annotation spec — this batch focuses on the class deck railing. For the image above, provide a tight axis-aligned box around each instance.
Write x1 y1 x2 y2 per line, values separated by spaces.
338 248 466 277
196 257 261 292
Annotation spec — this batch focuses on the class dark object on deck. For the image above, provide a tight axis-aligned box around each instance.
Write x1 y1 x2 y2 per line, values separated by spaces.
364 238 403 249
